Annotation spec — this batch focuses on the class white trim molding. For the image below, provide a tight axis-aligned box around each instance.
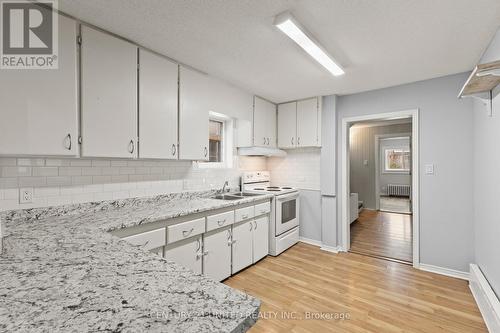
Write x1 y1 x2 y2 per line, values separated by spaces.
298 238 343 254
419 263 469 280
469 264 500 333
299 237 322 247
340 109 420 268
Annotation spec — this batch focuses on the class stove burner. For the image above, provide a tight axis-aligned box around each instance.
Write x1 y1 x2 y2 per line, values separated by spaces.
267 186 280 189
281 187 292 189
253 188 265 190
267 189 282 192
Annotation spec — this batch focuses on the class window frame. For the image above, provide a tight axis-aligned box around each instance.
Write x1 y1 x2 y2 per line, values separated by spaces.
198 112 234 169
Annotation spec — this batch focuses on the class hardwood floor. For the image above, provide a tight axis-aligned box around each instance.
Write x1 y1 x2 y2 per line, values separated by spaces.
350 210 412 262
224 243 486 333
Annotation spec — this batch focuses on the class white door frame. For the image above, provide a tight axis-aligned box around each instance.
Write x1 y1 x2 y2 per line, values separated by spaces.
374 132 412 211
341 109 420 268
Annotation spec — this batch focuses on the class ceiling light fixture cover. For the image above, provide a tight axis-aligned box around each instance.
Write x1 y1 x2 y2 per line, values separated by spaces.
274 11 344 76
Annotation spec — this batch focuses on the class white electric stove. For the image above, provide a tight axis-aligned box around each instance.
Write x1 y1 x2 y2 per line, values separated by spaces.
241 171 299 256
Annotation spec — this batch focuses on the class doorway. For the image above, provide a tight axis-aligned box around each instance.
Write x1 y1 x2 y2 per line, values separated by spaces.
341 110 419 267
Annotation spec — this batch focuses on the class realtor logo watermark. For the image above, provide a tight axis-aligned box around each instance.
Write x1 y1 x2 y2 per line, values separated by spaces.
1 0 58 69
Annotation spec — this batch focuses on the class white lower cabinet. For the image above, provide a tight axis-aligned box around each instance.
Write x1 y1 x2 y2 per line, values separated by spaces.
252 216 269 263
203 227 232 281
164 236 202 275
231 220 254 274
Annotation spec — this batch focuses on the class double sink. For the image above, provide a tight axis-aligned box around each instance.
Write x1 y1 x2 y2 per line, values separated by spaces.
211 192 263 201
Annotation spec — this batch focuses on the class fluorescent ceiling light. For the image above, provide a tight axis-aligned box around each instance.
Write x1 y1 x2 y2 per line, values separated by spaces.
274 12 344 76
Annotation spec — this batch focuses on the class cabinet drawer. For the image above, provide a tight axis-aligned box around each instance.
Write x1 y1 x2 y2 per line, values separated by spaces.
167 217 206 244
206 211 235 232
122 228 166 251
254 202 271 216
235 206 254 223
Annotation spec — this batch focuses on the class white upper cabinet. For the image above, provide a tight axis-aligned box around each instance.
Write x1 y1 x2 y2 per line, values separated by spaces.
138 49 178 159
297 97 321 147
253 96 277 147
0 15 78 156
277 102 297 149
179 66 209 161
80 26 138 158
277 97 321 149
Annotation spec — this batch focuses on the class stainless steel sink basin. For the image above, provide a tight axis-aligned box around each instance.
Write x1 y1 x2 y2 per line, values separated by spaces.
211 194 242 200
229 192 262 197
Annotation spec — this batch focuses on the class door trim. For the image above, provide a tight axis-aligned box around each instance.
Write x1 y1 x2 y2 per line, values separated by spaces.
341 109 420 268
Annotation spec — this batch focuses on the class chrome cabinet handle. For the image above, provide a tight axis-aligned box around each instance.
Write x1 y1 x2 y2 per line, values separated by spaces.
250 222 253 231
241 214 248 220
65 133 72 150
196 238 201 251
204 146 208 157
182 228 194 237
260 210 267 215
128 140 134 154
228 239 237 245
291 137 294 146
263 137 266 145
172 144 176 156
217 219 226 226
254 221 257 229
267 138 270 145
297 137 300 146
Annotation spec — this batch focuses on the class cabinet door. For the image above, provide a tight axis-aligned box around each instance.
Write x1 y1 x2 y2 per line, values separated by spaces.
81 26 138 158
277 102 297 149
231 221 253 274
164 236 202 274
253 216 269 263
0 15 78 156
203 227 232 281
297 97 320 147
253 97 276 147
179 66 209 160
138 49 178 159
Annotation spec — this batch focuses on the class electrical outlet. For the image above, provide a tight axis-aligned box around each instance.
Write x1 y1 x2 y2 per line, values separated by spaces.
19 187 33 204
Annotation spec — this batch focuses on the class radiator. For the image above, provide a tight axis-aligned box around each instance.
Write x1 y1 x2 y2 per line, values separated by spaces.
387 184 411 197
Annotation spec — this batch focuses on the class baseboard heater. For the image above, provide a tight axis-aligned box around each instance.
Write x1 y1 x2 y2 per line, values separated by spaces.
387 184 411 197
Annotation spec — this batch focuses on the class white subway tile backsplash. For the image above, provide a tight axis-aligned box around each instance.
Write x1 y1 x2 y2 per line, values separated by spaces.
33 167 58 177
2 166 31 177
0 158 17 166
17 158 45 166
0 157 254 210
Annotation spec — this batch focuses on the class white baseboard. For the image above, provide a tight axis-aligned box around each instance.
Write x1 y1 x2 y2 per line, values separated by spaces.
298 238 342 254
319 245 342 254
469 264 500 333
299 237 322 247
419 263 469 280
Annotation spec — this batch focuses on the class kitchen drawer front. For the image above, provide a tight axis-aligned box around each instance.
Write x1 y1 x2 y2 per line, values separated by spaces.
122 228 166 251
254 202 271 216
235 206 254 223
206 210 235 232
167 217 206 244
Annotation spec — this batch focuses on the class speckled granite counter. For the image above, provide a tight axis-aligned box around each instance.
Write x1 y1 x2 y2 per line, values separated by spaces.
0 191 272 332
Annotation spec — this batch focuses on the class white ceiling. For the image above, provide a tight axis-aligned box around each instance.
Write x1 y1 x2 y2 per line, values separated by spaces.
59 0 500 103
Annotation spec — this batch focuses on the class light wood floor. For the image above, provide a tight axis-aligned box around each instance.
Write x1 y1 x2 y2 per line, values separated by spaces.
225 243 486 333
350 210 412 262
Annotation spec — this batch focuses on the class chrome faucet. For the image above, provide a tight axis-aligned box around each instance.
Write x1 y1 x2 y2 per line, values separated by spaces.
221 181 229 193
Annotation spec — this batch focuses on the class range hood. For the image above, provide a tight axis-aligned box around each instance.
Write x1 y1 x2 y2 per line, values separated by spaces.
238 146 287 157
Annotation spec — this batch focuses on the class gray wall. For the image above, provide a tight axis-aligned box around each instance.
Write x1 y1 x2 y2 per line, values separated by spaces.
349 124 411 209
337 72 474 272
299 189 322 241
473 86 500 293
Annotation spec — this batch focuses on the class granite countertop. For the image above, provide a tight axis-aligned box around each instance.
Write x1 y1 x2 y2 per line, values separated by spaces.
0 191 273 332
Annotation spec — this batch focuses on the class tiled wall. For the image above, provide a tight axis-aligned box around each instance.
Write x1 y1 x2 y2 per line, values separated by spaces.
267 148 321 190
0 156 266 211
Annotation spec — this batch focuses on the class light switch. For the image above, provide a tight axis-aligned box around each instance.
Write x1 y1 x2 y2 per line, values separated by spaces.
19 187 33 204
425 164 434 175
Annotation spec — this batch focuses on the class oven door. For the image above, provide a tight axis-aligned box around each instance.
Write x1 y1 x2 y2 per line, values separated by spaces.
275 192 299 236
